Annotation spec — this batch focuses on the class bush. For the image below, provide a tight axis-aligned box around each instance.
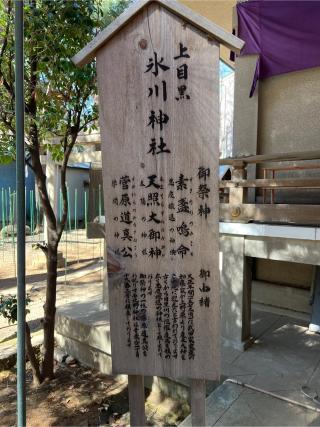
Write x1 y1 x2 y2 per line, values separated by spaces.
0 294 31 324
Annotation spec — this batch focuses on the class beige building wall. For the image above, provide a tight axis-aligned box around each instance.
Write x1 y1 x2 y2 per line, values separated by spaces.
233 61 320 289
233 42 320 158
179 0 236 64
258 67 320 156
234 63 320 203
177 3 320 160
230 11 320 294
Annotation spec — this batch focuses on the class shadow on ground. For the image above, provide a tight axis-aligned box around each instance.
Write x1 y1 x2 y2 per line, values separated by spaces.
0 259 100 291
0 363 132 427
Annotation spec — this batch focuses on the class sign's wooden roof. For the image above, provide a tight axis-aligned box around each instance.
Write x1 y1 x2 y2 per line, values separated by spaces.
72 0 244 67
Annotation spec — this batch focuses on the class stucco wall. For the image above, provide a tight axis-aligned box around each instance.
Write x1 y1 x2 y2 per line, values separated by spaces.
258 66 320 156
234 61 320 157
233 56 259 158
233 59 320 203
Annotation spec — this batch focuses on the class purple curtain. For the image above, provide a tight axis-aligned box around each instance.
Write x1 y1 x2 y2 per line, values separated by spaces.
237 1 320 96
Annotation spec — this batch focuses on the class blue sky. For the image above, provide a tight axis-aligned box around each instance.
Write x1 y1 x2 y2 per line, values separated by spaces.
220 60 233 78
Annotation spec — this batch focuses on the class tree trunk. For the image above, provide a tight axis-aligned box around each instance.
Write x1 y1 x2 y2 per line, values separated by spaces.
25 322 43 386
41 237 58 380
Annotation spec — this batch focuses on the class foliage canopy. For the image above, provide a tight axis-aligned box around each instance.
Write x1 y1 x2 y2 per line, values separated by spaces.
0 0 102 163
0 0 132 382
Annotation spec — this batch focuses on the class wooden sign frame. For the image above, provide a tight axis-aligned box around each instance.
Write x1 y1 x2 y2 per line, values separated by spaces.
73 1 244 425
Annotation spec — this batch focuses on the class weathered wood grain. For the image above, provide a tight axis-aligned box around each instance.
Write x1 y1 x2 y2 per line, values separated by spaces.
191 379 206 426
97 3 220 380
220 150 320 166
220 203 320 225
220 178 320 189
128 375 146 427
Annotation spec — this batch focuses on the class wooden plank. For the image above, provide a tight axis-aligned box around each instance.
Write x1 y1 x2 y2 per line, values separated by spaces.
97 3 220 379
220 149 320 166
220 178 320 189
72 0 244 67
220 203 320 225
128 375 146 427
191 379 206 427
262 164 320 172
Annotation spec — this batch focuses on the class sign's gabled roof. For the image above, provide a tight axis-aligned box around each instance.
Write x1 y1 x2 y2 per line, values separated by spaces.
72 0 244 67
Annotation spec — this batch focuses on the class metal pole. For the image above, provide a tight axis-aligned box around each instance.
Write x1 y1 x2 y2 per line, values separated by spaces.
98 184 102 278
30 190 34 237
75 188 79 262
84 190 88 249
1 188 5 234
67 187 71 231
15 1 26 426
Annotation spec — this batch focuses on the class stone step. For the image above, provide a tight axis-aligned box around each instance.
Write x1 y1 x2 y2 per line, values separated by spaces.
55 297 112 374
55 298 219 402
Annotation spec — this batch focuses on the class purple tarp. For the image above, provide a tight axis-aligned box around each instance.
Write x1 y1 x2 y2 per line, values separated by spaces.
237 0 320 96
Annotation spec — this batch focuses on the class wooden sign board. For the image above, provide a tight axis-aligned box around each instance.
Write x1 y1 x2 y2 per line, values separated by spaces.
96 2 220 380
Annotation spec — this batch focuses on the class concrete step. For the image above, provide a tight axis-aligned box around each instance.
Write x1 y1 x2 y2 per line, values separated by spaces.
55 297 112 374
55 298 218 402
0 332 43 371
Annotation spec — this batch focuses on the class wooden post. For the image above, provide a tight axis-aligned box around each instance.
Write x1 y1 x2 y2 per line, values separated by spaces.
241 256 253 344
271 169 275 204
128 375 146 427
229 164 248 205
263 168 267 203
191 379 206 426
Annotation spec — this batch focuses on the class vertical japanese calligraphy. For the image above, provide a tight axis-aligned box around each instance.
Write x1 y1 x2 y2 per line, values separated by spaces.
97 3 220 380
145 43 191 156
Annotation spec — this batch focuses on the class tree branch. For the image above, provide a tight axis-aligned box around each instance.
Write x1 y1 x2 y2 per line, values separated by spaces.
0 1 12 60
0 0 14 99
33 241 48 255
25 322 43 386
78 115 98 133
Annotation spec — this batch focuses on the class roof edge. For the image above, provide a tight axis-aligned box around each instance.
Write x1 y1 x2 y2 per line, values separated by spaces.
72 0 244 67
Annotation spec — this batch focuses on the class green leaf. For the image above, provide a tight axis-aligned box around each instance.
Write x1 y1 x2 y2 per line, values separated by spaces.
0 294 32 325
